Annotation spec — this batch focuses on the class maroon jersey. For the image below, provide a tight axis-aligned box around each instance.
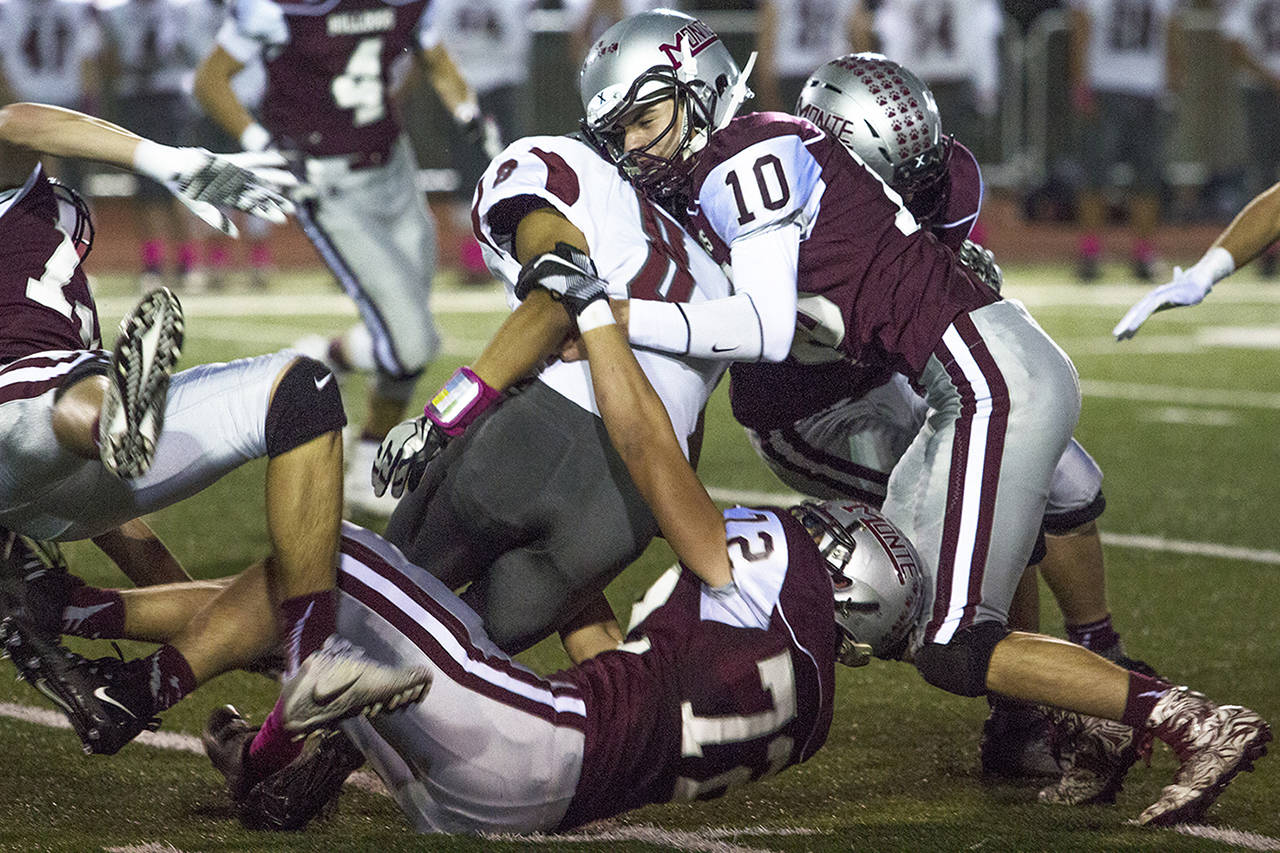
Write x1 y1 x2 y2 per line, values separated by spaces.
726 139 983 432
0 167 101 361
558 507 836 829
246 0 428 158
683 112 998 379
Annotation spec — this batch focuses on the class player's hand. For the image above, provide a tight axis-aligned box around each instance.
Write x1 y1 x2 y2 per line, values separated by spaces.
461 112 503 161
1112 265 1213 340
957 239 1002 294
515 243 609 317
371 416 447 498
175 149 297 234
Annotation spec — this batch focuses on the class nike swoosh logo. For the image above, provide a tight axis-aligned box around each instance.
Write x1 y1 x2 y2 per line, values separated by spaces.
34 678 74 716
711 343 738 353
314 373 333 391
312 673 360 706
93 685 137 718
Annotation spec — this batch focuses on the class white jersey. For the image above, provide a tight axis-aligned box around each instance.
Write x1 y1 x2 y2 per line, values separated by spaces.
0 0 101 107
98 0 205 96
1222 0 1280 81
472 135 730 455
1069 0 1177 96
760 0 857 78
872 0 1003 104
418 0 535 93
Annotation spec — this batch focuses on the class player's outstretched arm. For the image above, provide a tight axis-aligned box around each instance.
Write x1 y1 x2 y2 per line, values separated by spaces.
1114 180 1280 339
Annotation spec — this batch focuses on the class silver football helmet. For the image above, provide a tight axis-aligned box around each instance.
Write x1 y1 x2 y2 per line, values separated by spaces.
792 500 925 666
796 53 953 222
579 9 755 197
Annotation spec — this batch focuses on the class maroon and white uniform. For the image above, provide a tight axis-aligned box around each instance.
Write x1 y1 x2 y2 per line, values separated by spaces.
336 507 835 833
626 113 1080 649
0 0 101 108
0 165 304 540
217 0 440 396
728 144 1106 535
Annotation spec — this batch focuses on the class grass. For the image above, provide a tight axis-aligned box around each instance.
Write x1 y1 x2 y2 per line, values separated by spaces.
0 264 1276 852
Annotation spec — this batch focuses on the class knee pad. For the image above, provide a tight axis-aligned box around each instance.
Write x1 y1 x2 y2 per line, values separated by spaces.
264 357 347 458
1044 491 1106 536
914 621 1010 697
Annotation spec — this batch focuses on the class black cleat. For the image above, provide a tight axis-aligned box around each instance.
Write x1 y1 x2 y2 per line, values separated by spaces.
203 704 260 802
0 617 158 755
0 532 81 640
981 697 1061 779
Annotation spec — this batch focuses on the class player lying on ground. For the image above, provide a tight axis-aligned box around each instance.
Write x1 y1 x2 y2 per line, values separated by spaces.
576 10 1271 825
732 52 1160 780
1114 174 1280 338
0 102 430 755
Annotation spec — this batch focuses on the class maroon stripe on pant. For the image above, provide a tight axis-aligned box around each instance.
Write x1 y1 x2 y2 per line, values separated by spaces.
923 315 1010 643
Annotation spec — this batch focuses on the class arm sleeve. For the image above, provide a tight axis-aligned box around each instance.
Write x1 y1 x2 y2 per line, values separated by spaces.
628 222 800 362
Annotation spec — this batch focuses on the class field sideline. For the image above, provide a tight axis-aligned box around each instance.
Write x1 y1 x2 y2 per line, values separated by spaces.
0 266 1276 852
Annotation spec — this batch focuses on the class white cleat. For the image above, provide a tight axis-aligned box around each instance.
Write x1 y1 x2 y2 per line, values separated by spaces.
279 635 431 734
98 287 184 478
1139 686 1272 826
1038 709 1146 806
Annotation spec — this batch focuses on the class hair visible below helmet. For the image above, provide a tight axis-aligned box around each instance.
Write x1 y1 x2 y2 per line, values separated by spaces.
579 9 753 198
796 53 953 223
791 500 925 666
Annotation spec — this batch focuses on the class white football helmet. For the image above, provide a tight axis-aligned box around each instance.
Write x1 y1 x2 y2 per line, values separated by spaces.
792 500 925 666
796 53 953 222
579 9 754 198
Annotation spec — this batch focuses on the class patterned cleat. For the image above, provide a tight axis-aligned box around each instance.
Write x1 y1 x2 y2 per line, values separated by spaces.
1138 686 1272 826
1038 709 1149 806
279 635 431 734
0 533 80 640
98 287 184 478
981 697 1061 779
0 616 158 754
204 704 366 831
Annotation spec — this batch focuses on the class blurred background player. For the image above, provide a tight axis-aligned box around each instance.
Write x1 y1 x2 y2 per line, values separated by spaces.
753 0 859 113
1068 0 1182 281
194 0 488 517
416 0 528 283
569 0 678 66
98 0 210 291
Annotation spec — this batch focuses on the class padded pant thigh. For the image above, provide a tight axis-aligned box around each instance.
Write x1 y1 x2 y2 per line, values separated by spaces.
914 621 1010 697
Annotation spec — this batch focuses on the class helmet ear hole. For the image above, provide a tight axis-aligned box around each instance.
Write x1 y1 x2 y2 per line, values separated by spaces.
714 73 729 95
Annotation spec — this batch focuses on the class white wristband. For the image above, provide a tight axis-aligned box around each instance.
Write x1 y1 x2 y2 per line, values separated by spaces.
452 100 480 125
131 138 204 183
1190 246 1235 286
239 122 271 153
576 299 616 333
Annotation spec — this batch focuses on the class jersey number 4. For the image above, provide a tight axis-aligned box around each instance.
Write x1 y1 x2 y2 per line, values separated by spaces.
332 37 385 128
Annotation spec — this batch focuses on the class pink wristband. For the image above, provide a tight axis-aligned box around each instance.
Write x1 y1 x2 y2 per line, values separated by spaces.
424 366 501 437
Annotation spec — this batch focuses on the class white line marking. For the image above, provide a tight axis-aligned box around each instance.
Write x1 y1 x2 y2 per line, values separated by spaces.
706 488 1280 565
1171 824 1280 851
1142 407 1238 427
96 288 510 320
104 844 188 853
485 824 820 853
1080 379 1280 410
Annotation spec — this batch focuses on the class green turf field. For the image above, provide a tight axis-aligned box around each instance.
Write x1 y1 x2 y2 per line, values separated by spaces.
0 266 1276 852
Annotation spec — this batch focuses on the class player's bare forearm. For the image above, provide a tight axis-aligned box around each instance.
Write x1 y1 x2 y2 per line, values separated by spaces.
418 44 474 117
194 47 255 139
1212 180 1280 269
0 102 144 172
559 593 623 664
92 518 191 587
580 322 732 589
471 290 573 390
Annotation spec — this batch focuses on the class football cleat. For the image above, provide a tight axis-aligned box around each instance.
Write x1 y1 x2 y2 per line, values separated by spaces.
98 287 184 479
1038 709 1149 806
203 704 260 802
0 532 80 640
980 698 1061 779
0 617 158 754
279 635 431 734
1139 686 1272 826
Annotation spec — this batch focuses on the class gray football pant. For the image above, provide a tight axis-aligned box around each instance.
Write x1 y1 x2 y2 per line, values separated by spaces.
384 380 658 654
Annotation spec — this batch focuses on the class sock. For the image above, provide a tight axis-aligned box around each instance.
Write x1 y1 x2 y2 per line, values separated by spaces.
1078 233 1102 259
131 644 197 713
207 244 231 269
326 338 353 372
249 243 273 269
1121 670 1173 729
62 587 125 639
1066 614 1121 654
141 239 165 272
1132 238 1156 264
246 698 304 781
177 242 199 273
280 590 336 674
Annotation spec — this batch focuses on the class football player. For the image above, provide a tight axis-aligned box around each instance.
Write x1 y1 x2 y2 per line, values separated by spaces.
577 10 1271 825
0 102 430 755
731 53 1156 778
371 129 730 655
60 278 925 832
194 0 498 516
1114 176 1280 339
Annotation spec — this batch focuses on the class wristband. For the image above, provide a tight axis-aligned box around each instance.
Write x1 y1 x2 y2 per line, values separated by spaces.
576 298 615 333
131 138 204 183
1191 246 1235 286
239 122 271 153
424 366 501 437
452 100 480 126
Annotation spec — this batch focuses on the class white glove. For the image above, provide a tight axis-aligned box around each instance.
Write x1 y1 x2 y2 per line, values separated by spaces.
132 139 297 237
1113 258 1219 340
371 416 446 498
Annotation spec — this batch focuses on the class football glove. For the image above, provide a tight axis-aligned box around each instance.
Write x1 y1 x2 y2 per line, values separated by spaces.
1113 264 1213 340
371 416 445 499
957 238 1003 294
133 140 297 237
514 242 609 318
